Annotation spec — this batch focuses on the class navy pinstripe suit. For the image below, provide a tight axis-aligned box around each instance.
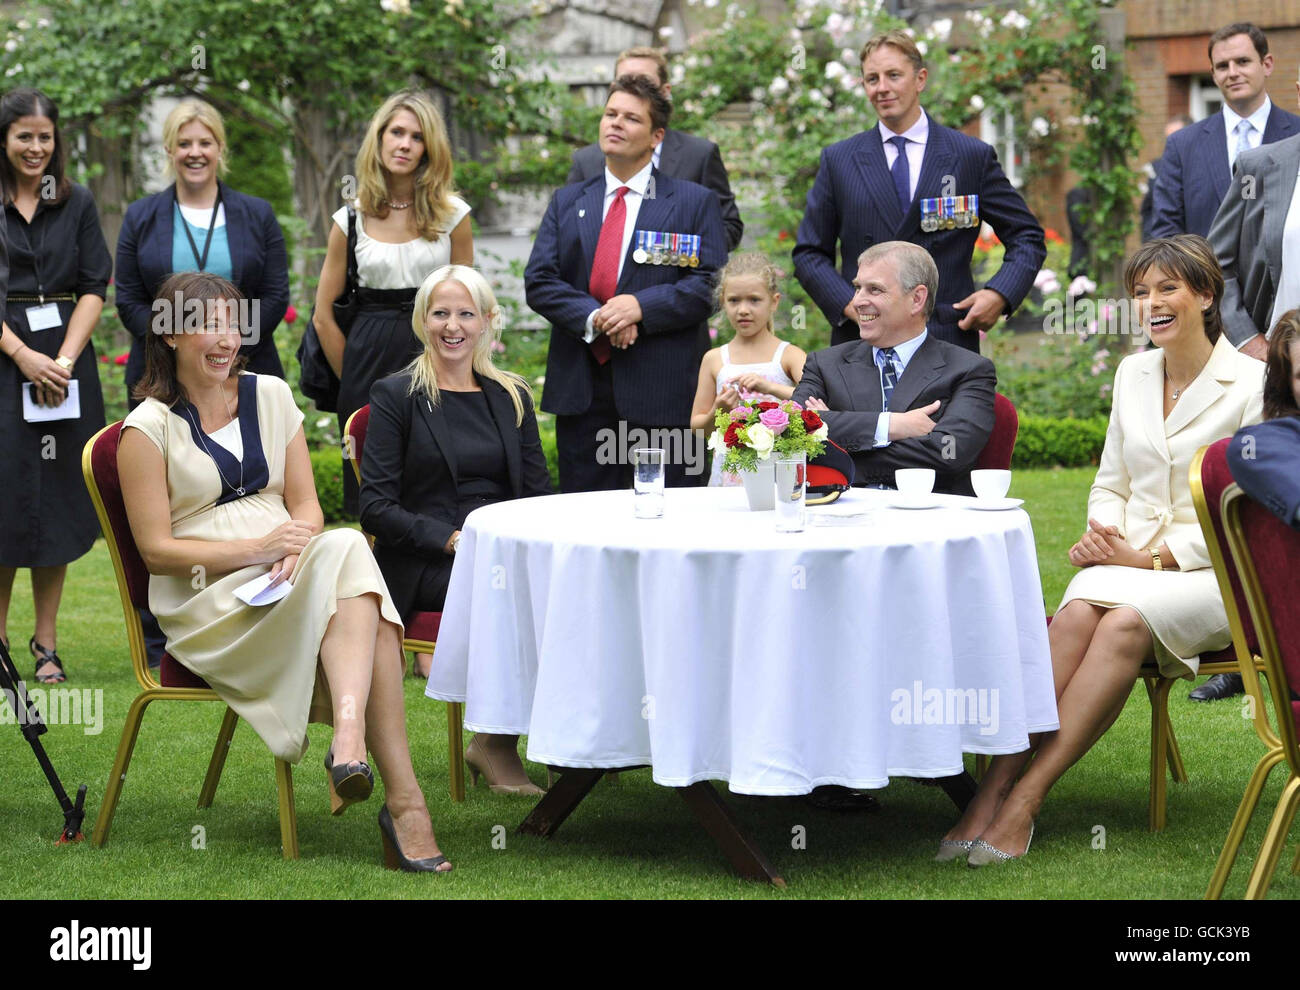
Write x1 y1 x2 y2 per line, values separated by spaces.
793 112 1045 350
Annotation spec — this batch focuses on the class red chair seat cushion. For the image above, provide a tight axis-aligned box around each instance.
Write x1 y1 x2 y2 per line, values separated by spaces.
160 653 209 689
405 611 442 643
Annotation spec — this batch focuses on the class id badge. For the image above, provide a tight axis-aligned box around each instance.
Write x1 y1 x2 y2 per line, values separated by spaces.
26 303 62 332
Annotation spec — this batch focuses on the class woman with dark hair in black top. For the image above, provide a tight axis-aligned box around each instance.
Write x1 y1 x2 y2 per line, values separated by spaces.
0 88 112 684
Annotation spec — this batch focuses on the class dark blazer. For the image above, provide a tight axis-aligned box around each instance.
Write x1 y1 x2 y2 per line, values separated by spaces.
1151 104 1300 239
1228 416 1300 529
793 112 1045 350
0 193 7 327
115 181 289 388
569 128 743 251
791 333 996 495
1209 132 1300 347
358 371 553 612
524 170 725 425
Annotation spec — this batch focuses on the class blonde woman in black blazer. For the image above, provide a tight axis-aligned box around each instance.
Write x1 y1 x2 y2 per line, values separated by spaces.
359 265 551 795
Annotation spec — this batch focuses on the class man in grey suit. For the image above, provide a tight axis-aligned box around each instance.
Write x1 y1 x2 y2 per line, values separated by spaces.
568 46 743 251
1210 108 1300 361
793 241 996 496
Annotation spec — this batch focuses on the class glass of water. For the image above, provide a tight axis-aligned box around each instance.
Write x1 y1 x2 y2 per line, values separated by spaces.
633 448 665 519
774 452 806 532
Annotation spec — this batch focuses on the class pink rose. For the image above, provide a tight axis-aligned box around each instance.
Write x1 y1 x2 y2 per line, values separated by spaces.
729 406 750 422
758 408 789 434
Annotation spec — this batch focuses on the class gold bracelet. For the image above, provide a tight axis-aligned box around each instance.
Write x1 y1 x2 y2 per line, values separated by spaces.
1150 547 1163 571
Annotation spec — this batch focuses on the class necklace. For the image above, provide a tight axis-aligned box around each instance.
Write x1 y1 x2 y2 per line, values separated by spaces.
386 199 412 210
1165 355 1210 402
184 383 245 496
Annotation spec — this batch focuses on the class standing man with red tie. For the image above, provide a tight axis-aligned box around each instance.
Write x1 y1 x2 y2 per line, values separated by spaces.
525 75 725 493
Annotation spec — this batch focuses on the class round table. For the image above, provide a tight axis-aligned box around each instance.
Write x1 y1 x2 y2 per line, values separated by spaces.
427 486 1058 795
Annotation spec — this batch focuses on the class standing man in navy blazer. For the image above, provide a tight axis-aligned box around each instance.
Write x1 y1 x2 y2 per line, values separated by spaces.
794 30 1045 351
568 46 743 252
526 75 725 493
1151 22 1300 262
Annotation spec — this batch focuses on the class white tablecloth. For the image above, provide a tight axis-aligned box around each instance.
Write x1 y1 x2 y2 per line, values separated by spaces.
427 487 1058 795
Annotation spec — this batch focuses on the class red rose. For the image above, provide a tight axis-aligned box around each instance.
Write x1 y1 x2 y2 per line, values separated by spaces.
723 423 741 448
285 304 299 324
114 353 128 366
757 401 779 411
801 409 823 432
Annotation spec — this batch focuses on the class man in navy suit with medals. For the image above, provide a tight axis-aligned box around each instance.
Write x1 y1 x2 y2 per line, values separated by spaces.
525 76 725 493
794 30 1045 351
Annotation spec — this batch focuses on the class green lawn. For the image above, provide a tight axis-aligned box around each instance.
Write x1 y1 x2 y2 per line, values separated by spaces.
3 466 1296 899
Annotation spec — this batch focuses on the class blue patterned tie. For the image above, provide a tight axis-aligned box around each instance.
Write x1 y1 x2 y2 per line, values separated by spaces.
889 135 911 216
878 347 899 411
1231 119 1253 169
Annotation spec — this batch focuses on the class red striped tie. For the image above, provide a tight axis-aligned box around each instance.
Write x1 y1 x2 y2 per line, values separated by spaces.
587 186 629 365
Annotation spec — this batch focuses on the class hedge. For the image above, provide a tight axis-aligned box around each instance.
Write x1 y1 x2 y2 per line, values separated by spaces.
310 415 1107 523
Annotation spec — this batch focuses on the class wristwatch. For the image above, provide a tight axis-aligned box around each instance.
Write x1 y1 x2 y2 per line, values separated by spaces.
55 355 74 371
451 533 462 554
1150 547 1163 571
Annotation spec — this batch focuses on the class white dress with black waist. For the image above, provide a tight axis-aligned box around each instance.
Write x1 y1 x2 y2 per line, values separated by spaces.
123 373 403 762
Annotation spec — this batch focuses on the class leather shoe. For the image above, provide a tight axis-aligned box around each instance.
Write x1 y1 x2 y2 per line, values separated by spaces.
804 785 881 812
1188 673 1244 702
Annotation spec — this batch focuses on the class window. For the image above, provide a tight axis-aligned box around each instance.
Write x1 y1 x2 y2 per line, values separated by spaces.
980 108 1025 187
1189 76 1224 121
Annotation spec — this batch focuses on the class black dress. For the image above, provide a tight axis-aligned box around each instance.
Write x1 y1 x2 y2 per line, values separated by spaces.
385 390 511 619
0 183 112 566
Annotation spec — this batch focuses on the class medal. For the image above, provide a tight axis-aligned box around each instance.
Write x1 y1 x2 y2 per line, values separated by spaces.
689 234 700 266
676 233 689 267
967 193 980 228
633 230 648 264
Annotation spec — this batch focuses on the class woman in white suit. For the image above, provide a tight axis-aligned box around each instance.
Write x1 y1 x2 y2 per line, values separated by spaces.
937 235 1264 865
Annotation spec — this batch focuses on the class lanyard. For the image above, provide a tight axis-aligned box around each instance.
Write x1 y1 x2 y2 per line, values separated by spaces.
11 204 50 302
176 185 223 272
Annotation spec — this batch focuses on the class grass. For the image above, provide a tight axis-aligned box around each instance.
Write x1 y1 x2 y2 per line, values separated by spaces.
3 466 1297 899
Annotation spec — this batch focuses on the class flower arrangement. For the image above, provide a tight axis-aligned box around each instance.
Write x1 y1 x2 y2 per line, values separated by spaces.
709 391 828 475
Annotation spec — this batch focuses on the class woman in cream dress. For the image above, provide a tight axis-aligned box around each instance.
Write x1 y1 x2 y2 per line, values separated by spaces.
938 235 1264 866
118 271 451 872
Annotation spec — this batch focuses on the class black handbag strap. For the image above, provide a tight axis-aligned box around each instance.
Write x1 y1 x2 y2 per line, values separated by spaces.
344 204 359 295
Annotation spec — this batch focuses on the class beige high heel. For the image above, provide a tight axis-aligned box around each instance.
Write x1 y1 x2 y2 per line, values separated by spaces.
465 736 545 796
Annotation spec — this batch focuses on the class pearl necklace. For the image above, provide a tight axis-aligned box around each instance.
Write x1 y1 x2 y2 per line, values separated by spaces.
386 199 412 210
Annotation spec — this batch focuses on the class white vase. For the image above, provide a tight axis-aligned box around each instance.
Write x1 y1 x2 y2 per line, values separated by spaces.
740 459 776 510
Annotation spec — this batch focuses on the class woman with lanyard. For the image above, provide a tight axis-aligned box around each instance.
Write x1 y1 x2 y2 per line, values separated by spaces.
314 90 472 516
0 88 112 684
116 98 290 407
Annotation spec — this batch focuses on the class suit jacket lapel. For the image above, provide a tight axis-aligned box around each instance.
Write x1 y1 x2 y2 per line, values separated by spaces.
576 177 606 284
1262 138 1300 283
1207 114 1232 198
1262 104 1299 144
416 394 459 493
219 183 245 287
1138 357 1171 463
656 129 680 175
853 131 903 231
1164 337 1235 437
888 333 944 411
621 170 674 293
153 187 177 283
903 113 955 236
836 341 883 413
482 379 523 495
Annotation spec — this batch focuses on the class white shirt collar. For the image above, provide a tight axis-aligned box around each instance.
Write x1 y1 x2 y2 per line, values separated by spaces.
874 329 928 368
604 159 655 200
878 110 930 148
1224 95 1271 138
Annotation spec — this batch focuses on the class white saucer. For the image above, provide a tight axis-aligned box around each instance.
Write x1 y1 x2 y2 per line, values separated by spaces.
965 497 1025 511
890 495 942 510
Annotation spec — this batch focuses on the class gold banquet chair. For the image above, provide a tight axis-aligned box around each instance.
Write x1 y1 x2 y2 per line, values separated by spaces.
1197 440 1300 899
82 423 303 859
345 405 466 802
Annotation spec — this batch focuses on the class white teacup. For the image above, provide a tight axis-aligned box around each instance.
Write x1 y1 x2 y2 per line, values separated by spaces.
971 469 1012 501
895 468 936 498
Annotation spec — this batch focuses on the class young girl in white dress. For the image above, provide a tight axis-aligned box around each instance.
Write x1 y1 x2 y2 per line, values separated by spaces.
690 253 806 486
